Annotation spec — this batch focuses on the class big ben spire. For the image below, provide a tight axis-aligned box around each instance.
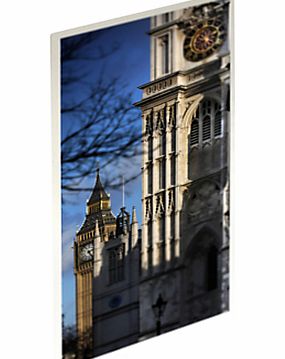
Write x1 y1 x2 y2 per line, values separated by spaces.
87 169 109 206
74 167 141 358
77 169 116 240
74 169 117 357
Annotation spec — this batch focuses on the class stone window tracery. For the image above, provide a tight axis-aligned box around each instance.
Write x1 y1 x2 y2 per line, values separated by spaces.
214 110 222 137
108 244 125 284
189 98 222 148
190 118 199 145
202 115 211 141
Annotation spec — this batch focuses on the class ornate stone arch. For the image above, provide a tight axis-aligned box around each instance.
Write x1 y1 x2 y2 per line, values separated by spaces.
179 94 222 184
181 94 204 130
178 94 204 184
183 95 222 181
187 96 221 141
182 94 221 137
184 226 220 257
184 226 221 299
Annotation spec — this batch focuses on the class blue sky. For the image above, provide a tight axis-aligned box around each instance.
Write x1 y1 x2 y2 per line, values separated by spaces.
61 17 150 327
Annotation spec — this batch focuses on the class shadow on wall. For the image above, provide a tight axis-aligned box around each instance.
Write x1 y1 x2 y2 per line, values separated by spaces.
75 182 228 358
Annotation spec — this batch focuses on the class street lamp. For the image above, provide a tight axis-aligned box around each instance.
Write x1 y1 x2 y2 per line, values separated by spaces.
152 293 167 335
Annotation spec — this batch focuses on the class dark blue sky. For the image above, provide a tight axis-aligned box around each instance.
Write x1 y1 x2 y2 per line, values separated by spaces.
61 17 150 327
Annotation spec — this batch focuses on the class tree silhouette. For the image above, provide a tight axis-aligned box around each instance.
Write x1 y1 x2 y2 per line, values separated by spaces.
61 32 142 195
62 323 77 358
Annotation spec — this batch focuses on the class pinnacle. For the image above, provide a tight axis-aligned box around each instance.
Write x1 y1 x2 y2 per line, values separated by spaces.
87 169 109 205
132 206 138 224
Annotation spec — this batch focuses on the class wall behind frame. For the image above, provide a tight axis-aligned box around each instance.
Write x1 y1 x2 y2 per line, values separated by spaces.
1 1 285 359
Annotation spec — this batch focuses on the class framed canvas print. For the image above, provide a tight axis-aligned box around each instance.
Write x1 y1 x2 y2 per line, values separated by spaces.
51 0 232 357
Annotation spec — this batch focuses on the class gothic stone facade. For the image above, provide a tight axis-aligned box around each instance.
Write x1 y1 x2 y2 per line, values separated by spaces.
74 1 230 357
74 172 140 358
136 2 230 338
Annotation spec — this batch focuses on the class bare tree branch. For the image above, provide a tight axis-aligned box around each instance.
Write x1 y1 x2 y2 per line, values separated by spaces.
61 32 143 195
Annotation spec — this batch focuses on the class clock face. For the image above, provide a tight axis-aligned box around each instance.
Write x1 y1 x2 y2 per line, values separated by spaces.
108 295 122 309
192 26 218 53
184 19 225 62
80 243 94 262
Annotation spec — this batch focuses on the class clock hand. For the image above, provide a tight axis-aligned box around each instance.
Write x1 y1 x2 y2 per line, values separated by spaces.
87 249 94 257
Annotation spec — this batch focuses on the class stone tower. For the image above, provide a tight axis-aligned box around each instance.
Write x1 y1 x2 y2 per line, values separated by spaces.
74 169 116 357
92 205 140 357
74 170 140 358
135 0 230 339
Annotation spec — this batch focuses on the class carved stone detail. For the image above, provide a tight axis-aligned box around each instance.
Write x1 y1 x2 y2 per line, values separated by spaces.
155 194 165 217
145 198 152 221
187 180 221 221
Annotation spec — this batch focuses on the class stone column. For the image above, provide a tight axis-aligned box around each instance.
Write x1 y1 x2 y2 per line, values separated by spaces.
165 104 173 268
174 98 184 259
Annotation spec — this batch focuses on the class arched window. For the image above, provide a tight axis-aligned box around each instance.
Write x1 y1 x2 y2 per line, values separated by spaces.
185 231 219 296
189 98 222 148
202 99 212 115
190 119 199 145
108 245 125 284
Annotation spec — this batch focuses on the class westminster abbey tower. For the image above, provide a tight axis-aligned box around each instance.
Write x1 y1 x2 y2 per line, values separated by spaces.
74 1 230 357
135 0 230 337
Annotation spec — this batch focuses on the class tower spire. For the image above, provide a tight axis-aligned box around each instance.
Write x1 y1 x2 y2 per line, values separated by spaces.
87 168 109 206
131 206 138 248
131 206 137 224
77 168 116 238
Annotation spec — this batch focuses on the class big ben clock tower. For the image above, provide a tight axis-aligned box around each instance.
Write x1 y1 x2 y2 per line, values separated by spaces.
135 0 230 339
74 170 116 357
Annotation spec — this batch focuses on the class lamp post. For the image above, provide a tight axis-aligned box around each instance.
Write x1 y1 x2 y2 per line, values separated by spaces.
152 293 167 335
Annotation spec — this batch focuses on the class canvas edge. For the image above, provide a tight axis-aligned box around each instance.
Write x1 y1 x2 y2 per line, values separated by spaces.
50 0 234 357
51 0 213 39
229 0 234 314
51 33 62 359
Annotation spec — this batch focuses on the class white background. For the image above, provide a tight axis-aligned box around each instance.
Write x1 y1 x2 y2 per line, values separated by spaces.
1 0 285 358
